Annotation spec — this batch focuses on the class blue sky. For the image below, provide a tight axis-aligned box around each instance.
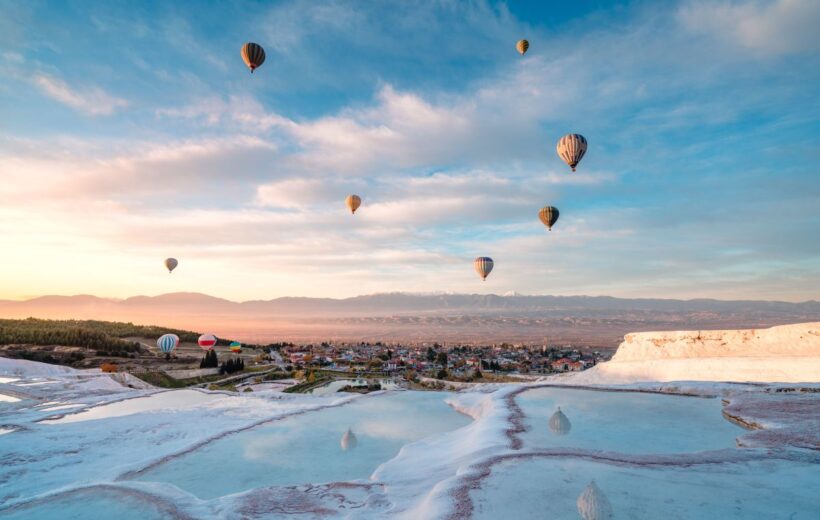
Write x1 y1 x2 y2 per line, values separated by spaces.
0 0 818 301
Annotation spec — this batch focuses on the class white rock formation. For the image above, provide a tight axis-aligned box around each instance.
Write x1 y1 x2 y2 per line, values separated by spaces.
612 322 820 362
561 322 820 384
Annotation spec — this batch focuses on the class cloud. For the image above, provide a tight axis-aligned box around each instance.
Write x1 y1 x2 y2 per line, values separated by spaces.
678 0 820 56
32 73 128 116
0 0 817 301
32 72 128 116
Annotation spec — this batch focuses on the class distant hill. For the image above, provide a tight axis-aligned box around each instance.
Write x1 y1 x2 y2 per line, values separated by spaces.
0 292 817 347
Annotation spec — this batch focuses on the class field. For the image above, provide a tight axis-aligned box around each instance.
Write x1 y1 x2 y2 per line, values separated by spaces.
0 318 265 374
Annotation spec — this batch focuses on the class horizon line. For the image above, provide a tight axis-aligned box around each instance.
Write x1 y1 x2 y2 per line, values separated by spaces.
1 291 817 305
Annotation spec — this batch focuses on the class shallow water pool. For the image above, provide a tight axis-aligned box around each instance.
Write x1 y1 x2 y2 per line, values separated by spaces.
517 387 743 453
470 456 820 519
133 390 470 499
1 488 176 520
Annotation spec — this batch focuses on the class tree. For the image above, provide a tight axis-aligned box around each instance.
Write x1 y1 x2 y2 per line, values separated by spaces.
474 367 483 379
437 369 448 380
436 352 448 367
426 347 436 362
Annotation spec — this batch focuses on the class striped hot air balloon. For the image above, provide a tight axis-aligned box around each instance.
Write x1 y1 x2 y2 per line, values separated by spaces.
556 134 587 172
164 258 178 273
516 39 529 55
157 334 179 354
198 334 217 351
241 42 266 73
229 341 242 353
346 194 361 214
538 206 560 231
474 257 494 281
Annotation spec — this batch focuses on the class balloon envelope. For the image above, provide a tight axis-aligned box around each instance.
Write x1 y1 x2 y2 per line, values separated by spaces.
241 42 266 72
516 39 529 55
157 334 179 354
556 134 587 171
229 341 242 353
164 258 178 273
538 206 560 231
346 194 361 214
198 334 217 350
474 257 494 281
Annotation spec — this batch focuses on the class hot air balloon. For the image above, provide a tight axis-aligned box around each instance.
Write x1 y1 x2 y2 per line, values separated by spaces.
556 133 587 172
341 428 358 450
577 480 613 520
157 333 179 358
474 257 494 281
516 39 529 55
549 407 571 435
229 341 242 353
241 42 266 73
538 206 560 231
346 194 361 214
164 258 178 273
198 334 217 351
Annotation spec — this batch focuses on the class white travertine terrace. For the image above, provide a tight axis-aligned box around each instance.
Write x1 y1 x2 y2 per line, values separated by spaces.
569 322 820 383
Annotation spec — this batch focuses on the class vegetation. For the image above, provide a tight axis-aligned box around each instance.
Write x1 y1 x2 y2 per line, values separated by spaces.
282 376 331 393
0 317 247 351
199 349 219 368
219 358 245 375
338 382 381 393
133 370 226 388
262 370 294 381
132 371 188 388
0 318 145 354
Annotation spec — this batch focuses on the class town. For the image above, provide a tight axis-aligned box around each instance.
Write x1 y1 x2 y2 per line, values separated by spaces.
272 341 610 381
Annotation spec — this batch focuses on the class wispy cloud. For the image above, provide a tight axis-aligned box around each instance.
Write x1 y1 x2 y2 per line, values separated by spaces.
678 0 820 56
32 73 128 116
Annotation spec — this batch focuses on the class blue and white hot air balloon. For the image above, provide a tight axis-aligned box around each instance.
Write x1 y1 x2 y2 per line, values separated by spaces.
157 334 179 355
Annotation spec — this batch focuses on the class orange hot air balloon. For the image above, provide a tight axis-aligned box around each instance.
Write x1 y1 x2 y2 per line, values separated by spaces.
346 194 361 214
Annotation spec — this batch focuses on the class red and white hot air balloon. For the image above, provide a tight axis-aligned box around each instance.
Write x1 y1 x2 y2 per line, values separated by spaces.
198 334 217 351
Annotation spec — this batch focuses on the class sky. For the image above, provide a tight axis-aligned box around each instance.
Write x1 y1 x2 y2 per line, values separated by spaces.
0 0 818 302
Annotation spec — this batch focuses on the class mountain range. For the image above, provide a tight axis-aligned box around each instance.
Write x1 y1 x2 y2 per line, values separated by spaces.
1 292 818 348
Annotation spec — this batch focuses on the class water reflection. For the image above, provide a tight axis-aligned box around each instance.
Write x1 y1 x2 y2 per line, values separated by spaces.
577 480 613 520
133 391 469 499
340 428 358 450
549 407 571 435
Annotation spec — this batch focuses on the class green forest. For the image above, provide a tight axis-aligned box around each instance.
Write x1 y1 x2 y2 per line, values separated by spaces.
0 318 202 354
